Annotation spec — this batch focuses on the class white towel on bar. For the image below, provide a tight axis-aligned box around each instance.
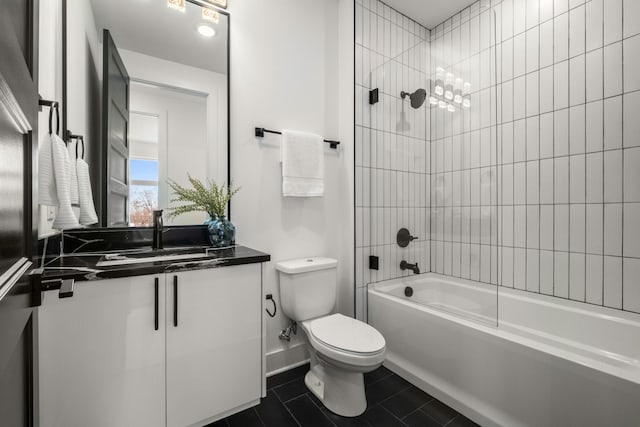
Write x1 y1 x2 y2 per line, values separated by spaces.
281 130 324 197
38 133 58 206
76 158 98 225
68 143 79 205
51 134 80 230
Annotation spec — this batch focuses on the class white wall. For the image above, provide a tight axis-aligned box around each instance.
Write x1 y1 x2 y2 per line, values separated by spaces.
228 0 354 373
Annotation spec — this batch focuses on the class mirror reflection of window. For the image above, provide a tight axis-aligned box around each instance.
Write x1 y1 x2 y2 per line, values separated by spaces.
129 113 159 226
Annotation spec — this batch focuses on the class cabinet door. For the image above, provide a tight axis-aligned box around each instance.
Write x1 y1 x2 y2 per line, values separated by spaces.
166 264 262 427
39 275 165 427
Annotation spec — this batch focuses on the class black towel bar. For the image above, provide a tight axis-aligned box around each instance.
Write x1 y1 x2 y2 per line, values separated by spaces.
255 127 340 149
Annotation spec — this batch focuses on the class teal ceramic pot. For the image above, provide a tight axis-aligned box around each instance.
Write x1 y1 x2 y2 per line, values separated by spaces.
205 216 235 247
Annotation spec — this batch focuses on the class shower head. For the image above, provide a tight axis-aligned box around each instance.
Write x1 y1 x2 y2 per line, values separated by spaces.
401 88 427 109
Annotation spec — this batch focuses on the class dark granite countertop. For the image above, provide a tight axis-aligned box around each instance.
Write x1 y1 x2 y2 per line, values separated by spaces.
39 245 270 288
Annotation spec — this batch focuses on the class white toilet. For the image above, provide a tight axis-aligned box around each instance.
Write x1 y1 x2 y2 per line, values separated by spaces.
275 257 386 417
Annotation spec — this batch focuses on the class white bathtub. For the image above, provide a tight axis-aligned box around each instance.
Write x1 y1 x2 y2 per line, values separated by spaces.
368 273 640 427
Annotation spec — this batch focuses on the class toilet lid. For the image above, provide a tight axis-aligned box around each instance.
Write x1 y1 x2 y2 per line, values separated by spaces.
308 314 386 354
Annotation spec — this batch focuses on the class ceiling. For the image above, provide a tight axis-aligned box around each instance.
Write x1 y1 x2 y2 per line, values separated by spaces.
90 0 228 75
382 0 478 29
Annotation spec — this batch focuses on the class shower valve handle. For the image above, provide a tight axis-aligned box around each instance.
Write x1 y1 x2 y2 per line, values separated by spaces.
397 228 419 248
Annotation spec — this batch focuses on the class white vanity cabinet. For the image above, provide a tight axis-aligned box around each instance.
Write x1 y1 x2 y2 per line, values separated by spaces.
38 274 166 427
39 264 263 427
166 265 262 427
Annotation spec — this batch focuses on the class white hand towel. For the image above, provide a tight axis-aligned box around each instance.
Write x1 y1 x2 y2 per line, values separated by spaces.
281 130 324 197
68 143 79 205
51 134 80 230
38 133 58 206
76 158 99 225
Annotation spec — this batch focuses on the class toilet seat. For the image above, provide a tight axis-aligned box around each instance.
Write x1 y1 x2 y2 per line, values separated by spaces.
302 314 386 368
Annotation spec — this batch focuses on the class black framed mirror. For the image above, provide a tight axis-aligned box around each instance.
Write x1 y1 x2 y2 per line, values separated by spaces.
62 0 230 228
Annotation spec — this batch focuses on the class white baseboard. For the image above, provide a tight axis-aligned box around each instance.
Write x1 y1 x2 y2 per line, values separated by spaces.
266 342 309 377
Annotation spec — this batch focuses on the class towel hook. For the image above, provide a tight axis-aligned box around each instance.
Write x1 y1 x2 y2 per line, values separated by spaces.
39 100 60 136
66 131 85 158
265 294 277 318
75 136 85 159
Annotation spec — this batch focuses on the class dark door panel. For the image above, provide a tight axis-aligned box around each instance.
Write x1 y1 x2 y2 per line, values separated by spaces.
0 0 40 426
0 278 35 427
102 29 130 227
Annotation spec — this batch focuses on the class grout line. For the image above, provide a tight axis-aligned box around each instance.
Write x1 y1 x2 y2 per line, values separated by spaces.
305 393 338 427
282 396 314 427
621 0 625 311
566 0 572 301
584 4 588 303
371 403 411 426
444 414 462 426
252 407 267 427
401 405 441 425
537 0 542 294
601 0 606 306
524 0 530 292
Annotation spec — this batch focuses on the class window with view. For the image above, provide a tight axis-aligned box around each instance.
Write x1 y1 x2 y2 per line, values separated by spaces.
129 159 159 226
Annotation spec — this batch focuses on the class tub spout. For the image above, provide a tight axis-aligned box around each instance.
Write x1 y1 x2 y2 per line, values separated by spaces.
400 260 420 274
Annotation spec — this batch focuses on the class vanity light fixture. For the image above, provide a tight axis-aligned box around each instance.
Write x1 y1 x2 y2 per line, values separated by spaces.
167 0 186 12
204 0 228 9
197 24 216 37
202 7 219 23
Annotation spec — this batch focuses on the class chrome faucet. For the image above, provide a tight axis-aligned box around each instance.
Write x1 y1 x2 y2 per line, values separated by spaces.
400 260 420 274
152 210 164 250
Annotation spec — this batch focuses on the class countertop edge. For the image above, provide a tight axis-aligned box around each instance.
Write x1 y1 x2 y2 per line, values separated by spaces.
40 247 270 290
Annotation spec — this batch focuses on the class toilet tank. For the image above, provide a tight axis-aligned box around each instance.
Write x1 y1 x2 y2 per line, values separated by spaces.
275 257 338 322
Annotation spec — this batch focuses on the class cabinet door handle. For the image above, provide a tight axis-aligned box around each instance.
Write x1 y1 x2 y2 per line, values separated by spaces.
173 275 178 327
154 278 159 331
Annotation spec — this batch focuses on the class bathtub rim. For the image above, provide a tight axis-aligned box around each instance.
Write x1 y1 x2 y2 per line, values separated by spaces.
367 276 640 386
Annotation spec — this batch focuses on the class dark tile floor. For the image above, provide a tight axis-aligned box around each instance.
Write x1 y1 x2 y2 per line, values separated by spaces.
208 364 480 427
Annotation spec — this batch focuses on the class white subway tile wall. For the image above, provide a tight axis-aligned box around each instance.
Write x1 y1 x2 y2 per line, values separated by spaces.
430 2 500 294
355 0 431 321
355 0 640 316
429 0 640 313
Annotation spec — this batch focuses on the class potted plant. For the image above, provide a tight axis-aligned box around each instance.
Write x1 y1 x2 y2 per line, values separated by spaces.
167 175 240 247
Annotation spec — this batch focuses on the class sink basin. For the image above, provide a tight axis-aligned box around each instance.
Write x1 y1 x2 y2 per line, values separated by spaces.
96 251 210 267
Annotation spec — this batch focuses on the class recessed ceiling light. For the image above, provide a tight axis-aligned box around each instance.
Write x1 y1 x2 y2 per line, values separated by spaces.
197 24 216 38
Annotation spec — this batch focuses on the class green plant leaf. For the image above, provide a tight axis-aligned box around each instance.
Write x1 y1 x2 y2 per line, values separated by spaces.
166 174 240 220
